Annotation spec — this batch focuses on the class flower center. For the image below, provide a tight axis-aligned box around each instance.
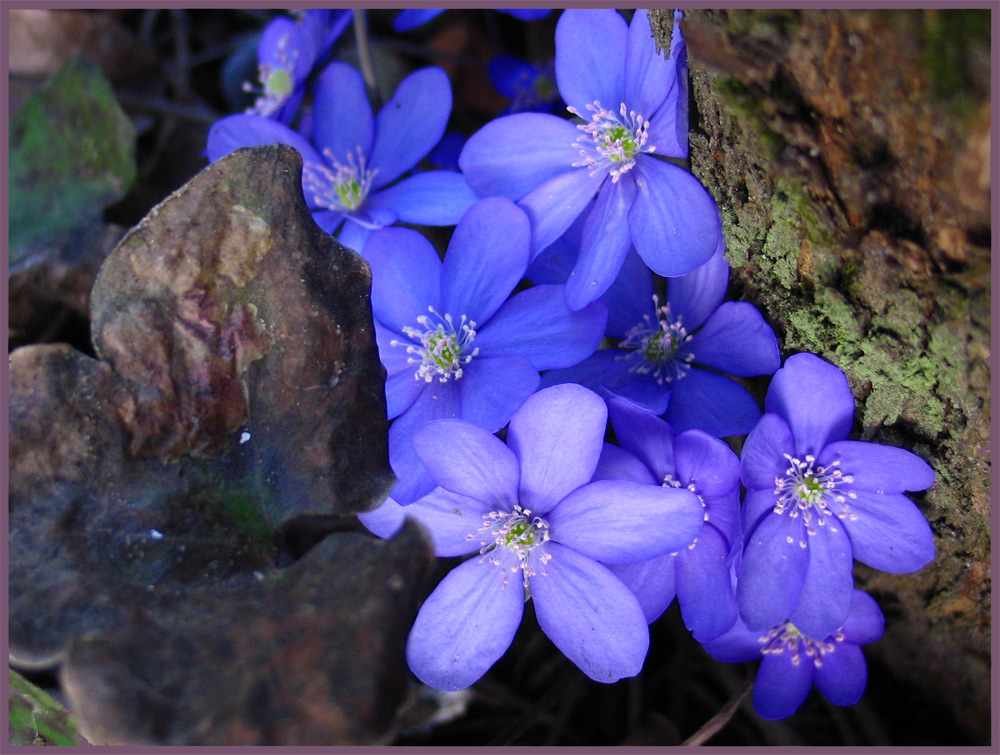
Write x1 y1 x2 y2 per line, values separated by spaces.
759 620 845 668
243 32 297 117
617 295 694 385
302 146 378 213
469 504 552 588
567 100 655 182
773 454 858 544
392 306 479 382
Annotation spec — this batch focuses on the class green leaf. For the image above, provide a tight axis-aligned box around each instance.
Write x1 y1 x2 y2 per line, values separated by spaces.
9 668 81 746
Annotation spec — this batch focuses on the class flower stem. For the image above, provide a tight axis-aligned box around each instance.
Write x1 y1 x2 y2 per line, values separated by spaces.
681 673 754 745
352 9 382 110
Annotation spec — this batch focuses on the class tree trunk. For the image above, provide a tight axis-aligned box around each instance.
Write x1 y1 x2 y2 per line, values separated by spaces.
651 8 990 742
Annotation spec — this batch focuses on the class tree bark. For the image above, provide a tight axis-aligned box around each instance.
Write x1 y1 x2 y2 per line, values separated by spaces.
651 8 990 742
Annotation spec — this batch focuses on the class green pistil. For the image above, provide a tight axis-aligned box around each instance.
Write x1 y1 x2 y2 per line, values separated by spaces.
336 178 363 210
796 476 827 504
605 125 637 161
504 519 538 547
265 68 293 98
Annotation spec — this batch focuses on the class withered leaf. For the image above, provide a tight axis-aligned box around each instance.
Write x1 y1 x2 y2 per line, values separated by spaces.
8 145 431 745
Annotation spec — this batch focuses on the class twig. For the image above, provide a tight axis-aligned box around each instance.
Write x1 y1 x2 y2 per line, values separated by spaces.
353 9 382 110
681 673 754 746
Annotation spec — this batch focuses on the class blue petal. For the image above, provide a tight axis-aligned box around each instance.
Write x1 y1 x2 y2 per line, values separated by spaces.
489 54 539 100
602 371 672 416
842 490 936 573
312 209 345 235
412 419 520 508
441 197 530 325
673 429 741 498
839 590 885 646
606 553 676 624
690 302 781 377
737 511 809 631
818 440 935 494
566 178 636 310
508 384 607 516
500 9 551 21
765 353 854 457
405 555 524 690
699 617 763 663
663 368 762 438
675 524 739 641
367 170 478 226
459 113 582 201
377 337 424 420
404 486 496 557
531 541 649 683
623 10 676 119
554 10 627 117
336 219 375 254
703 492 741 557
357 496 406 540
206 113 322 165
742 488 780 544
524 210 586 286
547 480 703 563
814 642 868 707
667 243 729 331
427 130 466 171
740 413 796 491
607 396 676 483
389 382 461 504
459 355 540 432
601 247 655 340
789 521 854 640
369 67 452 189
474 285 607 371
393 9 443 32
645 11 688 159
312 62 374 163
519 169 606 258
593 443 658 485
539 349 627 398
365 227 441 334
628 156 721 276
753 651 815 720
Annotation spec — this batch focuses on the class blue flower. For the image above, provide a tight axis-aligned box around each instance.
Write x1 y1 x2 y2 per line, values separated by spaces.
402 384 706 689
593 397 741 641
394 8 551 32
540 243 781 437
488 55 560 114
367 198 608 503
701 589 885 720
246 10 352 123
737 352 936 640
459 9 722 309
207 62 478 252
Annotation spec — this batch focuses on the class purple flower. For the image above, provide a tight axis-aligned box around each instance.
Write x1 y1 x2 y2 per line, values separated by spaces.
208 62 478 252
701 589 885 720
246 10 352 123
592 398 741 641
541 243 781 437
738 352 936 640
402 384 706 689
488 55 560 114
367 198 607 503
459 9 722 309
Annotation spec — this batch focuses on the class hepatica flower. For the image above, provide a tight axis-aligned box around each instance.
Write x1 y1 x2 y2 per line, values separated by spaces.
738 353 936 641
394 8 551 32
701 589 885 720
208 62 477 252
460 9 722 309
592 398 741 641
542 244 780 437
489 55 560 115
403 384 705 689
245 10 352 124
367 198 607 503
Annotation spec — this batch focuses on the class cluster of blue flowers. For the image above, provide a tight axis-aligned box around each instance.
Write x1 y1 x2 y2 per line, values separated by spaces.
207 9 936 722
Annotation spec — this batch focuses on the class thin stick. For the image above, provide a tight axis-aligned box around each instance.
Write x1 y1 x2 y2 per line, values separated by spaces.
353 9 382 110
681 673 754 746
